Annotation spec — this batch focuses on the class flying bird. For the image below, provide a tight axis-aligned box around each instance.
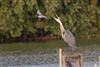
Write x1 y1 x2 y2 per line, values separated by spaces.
37 10 47 19
53 15 76 51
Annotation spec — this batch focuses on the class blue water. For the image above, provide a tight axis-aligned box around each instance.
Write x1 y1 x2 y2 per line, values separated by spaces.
2 62 100 67
31 62 100 67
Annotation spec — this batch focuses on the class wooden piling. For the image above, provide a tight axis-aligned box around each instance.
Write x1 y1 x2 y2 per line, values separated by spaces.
80 55 83 67
99 56 100 64
59 48 83 67
98 56 100 67
94 63 97 67
59 48 63 67
76 55 83 67
77 57 80 67
63 56 67 67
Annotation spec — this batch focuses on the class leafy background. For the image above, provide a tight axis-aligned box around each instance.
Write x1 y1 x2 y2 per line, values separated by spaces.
0 0 100 42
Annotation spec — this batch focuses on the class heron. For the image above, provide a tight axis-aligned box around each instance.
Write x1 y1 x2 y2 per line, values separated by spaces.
53 15 76 51
37 10 47 19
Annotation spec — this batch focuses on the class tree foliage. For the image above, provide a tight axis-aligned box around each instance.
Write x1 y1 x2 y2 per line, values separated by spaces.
0 0 100 41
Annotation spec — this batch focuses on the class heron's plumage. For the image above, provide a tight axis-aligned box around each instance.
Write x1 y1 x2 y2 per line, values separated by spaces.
54 16 76 50
62 30 76 50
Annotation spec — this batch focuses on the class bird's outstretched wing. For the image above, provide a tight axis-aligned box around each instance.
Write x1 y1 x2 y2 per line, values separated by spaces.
37 10 47 19
37 10 43 16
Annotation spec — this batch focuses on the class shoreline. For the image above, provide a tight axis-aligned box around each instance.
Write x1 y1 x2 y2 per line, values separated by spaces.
0 34 100 43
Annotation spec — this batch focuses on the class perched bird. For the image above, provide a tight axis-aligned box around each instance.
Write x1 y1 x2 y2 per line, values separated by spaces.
37 10 47 19
53 15 76 51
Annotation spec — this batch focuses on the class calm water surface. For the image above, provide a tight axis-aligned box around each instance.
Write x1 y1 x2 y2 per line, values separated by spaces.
0 39 100 67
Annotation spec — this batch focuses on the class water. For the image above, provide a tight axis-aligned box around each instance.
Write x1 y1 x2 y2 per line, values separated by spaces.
27 62 100 67
1 62 100 67
0 39 100 67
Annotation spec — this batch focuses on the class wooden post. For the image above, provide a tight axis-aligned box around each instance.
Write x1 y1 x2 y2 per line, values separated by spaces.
80 55 83 67
59 48 63 67
94 63 97 67
77 58 80 67
98 56 100 67
77 55 83 67
63 56 67 67
99 56 100 64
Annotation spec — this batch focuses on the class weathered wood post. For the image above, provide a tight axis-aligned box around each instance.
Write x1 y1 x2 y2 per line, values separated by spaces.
80 55 83 67
59 48 83 67
59 48 63 67
99 56 100 64
76 55 83 67
63 56 67 67
94 63 97 67
77 56 80 67
99 56 100 67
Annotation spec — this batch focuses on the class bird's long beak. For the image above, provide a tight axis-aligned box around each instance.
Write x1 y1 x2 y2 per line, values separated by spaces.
53 17 62 24
53 13 62 24
55 14 62 20
55 14 59 19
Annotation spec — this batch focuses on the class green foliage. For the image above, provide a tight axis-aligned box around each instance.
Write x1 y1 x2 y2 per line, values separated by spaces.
0 0 100 40
0 0 37 38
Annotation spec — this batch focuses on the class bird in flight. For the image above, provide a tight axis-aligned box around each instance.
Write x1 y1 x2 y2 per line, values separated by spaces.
37 10 47 19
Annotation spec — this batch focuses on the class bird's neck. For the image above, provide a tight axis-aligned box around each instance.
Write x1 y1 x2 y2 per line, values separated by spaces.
59 23 65 34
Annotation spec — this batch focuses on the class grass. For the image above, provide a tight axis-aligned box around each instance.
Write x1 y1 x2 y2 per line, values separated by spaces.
0 39 100 52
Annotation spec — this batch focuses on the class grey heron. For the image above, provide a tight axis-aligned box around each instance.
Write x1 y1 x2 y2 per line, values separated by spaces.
37 10 47 19
53 15 76 51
